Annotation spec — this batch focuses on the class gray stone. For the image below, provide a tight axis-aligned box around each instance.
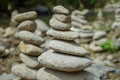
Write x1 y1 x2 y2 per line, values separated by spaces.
37 67 100 80
93 31 106 40
53 14 71 22
0 73 20 80
18 41 43 56
13 11 37 23
15 31 44 46
38 50 92 72
17 20 37 32
47 28 79 41
11 64 37 80
49 18 71 30
20 53 42 68
48 40 88 56
35 19 49 33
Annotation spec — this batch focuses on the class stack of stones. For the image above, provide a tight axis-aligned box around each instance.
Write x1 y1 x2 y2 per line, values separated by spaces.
37 5 99 80
112 6 120 30
71 10 94 44
11 11 44 80
89 31 107 52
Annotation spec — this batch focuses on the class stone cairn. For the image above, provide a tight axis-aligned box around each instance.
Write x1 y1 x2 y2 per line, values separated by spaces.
71 10 94 46
11 11 44 80
37 5 99 80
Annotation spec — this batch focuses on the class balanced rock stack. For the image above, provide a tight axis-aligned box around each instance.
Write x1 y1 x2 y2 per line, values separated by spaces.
71 10 94 44
37 5 99 80
89 31 107 52
112 6 120 29
11 11 44 80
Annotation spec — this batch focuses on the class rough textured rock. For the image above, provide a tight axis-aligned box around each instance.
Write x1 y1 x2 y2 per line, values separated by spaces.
37 67 100 80
17 20 37 32
47 28 79 41
20 53 42 68
53 14 71 22
53 5 69 14
79 32 94 38
15 31 44 46
48 40 88 56
18 41 43 56
0 45 5 54
89 43 103 52
13 11 37 23
38 50 92 72
11 64 37 80
49 18 71 30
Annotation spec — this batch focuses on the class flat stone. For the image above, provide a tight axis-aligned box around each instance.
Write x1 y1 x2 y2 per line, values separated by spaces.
47 28 79 41
11 64 37 80
38 50 92 72
13 11 37 23
15 31 44 46
17 20 37 32
37 67 100 80
18 41 43 56
53 5 69 14
20 53 42 68
53 14 71 22
93 38 107 46
49 18 71 30
93 31 106 40
79 32 94 38
112 21 120 29
35 19 49 33
71 21 83 28
48 40 88 56
71 15 88 24
89 43 103 52
72 10 89 16
85 63 117 78
75 38 92 44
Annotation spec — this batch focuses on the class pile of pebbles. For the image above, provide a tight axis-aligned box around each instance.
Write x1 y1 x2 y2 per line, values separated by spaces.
37 5 99 80
71 10 94 44
11 11 45 80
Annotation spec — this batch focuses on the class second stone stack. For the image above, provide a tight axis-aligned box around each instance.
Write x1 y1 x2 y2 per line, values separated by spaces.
37 5 99 80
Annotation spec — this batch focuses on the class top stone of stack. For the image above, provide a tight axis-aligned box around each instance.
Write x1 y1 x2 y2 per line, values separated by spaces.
53 5 69 14
13 11 37 23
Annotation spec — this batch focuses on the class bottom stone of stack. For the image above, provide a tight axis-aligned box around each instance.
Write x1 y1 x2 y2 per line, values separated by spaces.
37 67 100 80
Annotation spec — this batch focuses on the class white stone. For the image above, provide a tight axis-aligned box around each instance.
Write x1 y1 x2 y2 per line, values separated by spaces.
93 31 106 40
20 53 42 68
47 28 79 41
79 32 94 38
48 40 88 56
38 50 93 72
18 41 43 56
15 31 44 46
71 21 83 28
11 64 37 80
49 18 71 30
37 68 100 80
93 38 107 46
17 20 37 32
53 5 69 14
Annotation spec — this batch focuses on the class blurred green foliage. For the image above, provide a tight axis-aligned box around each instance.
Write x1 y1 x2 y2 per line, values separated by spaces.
0 0 120 12
101 39 118 53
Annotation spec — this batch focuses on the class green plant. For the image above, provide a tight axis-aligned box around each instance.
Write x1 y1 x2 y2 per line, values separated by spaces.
101 39 118 53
